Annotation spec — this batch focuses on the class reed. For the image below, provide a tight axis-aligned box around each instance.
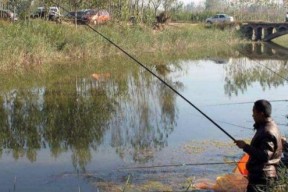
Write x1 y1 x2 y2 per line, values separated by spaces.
269 163 288 192
0 20 243 72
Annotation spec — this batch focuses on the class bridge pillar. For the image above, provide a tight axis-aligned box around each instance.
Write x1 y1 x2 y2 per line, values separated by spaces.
253 43 263 54
252 27 262 41
267 28 274 36
263 28 269 40
262 43 274 55
241 26 253 40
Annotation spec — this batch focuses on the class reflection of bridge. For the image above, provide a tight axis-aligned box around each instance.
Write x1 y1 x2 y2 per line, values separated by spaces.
241 22 288 41
237 42 288 60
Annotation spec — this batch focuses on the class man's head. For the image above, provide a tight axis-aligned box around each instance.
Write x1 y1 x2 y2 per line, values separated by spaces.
252 99 272 123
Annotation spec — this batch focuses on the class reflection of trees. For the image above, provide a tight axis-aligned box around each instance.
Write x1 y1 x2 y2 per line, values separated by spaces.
0 63 180 168
0 96 6 158
224 58 288 97
225 43 288 96
43 79 113 170
110 67 179 163
0 89 43 162
0 79 113 170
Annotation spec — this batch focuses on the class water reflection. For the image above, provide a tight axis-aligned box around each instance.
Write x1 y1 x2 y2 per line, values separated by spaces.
237 42 288 60
0 65 180 169
0 81 113 169
223 43 288 97
0 43 287 174
110 68 179 163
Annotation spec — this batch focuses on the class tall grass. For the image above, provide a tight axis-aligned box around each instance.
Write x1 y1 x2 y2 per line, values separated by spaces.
0 19 243 72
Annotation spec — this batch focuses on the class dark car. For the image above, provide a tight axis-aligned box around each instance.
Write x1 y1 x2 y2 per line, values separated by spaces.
0 9 18 22
30 7 46 18
65 10 88 24
66 9 110 25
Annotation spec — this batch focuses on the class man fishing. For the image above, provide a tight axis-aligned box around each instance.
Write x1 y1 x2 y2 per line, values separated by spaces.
235 99 282 192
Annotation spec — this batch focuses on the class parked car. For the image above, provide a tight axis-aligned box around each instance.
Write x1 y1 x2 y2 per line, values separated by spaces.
48 6 61 21
81 9 110 25
65 9 89 24
0 9 18 22
30 7 46 18
206 14 234 24
65 9 110 25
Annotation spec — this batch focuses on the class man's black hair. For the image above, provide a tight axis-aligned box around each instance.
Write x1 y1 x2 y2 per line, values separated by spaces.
254 99 272 117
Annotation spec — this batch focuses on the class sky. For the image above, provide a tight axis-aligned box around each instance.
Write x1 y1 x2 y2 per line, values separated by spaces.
181 0 284 5
181 0 205 6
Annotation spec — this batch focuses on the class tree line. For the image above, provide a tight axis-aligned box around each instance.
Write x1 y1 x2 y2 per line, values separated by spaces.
1 0 287 23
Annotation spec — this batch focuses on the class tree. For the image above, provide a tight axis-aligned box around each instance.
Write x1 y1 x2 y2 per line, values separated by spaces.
184 1 195 11
150 0 162 16
283 0 288 8
205 0 225 11
163 0 176 11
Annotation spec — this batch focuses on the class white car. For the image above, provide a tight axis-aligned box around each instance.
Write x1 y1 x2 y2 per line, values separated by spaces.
0 9 18 22
206 14 234 24
48 6 61 21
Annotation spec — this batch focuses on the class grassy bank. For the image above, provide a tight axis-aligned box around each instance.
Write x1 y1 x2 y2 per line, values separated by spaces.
273 35 288 48
0 20 243 72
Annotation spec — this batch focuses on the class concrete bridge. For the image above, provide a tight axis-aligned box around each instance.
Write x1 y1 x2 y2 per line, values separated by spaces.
240 22 288 41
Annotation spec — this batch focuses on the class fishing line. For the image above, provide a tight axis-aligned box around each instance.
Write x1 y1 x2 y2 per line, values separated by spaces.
189 112 253 130
118 161 247 170
246 120 287 127
251 59 288 82
52 3 237 142
235 46 288 82
215 119 252 130
204 99 288 106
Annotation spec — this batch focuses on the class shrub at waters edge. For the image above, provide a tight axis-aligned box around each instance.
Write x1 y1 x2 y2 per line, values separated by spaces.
0 20 242 72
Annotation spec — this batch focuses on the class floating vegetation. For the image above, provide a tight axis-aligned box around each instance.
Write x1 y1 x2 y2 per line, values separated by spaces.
91 178 192 191
183 140 238 155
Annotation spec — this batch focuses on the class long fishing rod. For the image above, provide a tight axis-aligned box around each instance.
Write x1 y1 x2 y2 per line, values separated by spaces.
118 160 247 170
87 27 238 141
53 3 237 142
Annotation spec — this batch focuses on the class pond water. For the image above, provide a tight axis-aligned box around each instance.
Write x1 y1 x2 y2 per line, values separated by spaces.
0 43 287 191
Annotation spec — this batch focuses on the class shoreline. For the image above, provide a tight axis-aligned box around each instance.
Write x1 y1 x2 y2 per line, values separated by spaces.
0 20 243 72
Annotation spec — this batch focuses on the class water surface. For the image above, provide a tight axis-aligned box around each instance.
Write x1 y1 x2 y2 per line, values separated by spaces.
0 43 287 191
